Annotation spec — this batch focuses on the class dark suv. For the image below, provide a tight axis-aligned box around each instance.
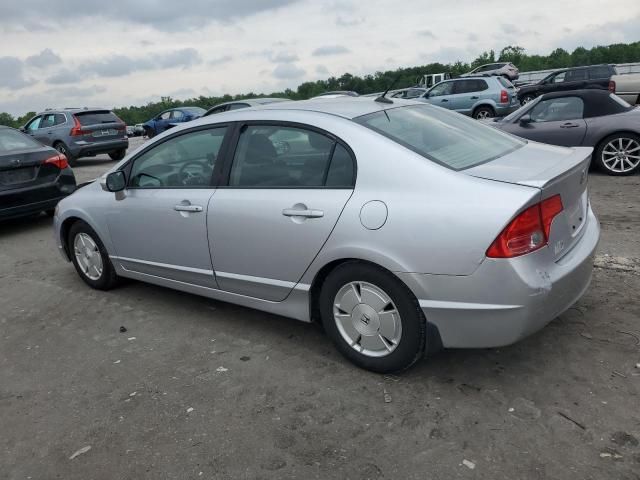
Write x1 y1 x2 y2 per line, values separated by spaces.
21 108 129 166
517 64 617 105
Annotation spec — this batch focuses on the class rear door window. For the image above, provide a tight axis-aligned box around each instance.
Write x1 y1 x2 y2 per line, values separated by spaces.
588 66 611 79
54 113 66 126
228 125 354 188
41 114 57 128
75 111 120 126
171 110 184 120
565 69 587 82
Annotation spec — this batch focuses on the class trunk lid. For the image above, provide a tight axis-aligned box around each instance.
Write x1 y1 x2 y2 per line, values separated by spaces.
465 142 592 261
0 148 62 192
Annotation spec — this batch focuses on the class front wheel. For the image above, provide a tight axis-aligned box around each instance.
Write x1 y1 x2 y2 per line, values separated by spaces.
473 106 495 120
319 262 426 373
594 134 640 176
68 221 119 290
109 149 126 161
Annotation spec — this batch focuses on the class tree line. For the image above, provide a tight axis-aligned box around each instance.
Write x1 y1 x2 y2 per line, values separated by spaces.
1 41 639 128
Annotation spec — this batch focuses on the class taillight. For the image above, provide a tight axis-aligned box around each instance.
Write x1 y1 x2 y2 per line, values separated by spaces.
70 115 91 136
608 80 616 93
487 195 564 258
42 153 69 169
499 90 509 103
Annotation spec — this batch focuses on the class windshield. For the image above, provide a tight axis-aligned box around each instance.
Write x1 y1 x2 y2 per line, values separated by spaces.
502 97 540 122
355 105 525 170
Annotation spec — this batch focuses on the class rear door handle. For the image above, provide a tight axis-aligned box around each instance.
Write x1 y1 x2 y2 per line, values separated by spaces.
174 204 203 212
560 122 580 128
440 99 449 102
282 208 324 218
470 96 479 99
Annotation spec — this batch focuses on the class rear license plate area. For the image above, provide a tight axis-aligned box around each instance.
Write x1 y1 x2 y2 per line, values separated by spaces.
0 168 35 185
92 129 118 138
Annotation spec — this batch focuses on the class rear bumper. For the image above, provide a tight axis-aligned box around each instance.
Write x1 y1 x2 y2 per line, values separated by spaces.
70 138 128 157
0 169 76 221
398 206 600 348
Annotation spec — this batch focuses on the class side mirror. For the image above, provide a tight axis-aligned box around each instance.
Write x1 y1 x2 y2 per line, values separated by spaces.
19 126 26 132
101 171 126 192
519 114 532 125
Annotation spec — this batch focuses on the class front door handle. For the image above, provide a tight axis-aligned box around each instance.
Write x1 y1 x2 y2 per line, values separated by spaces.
174 204 203 212
440 99 449 102
560 122 579 128
470 96 479 99
282 208 324 218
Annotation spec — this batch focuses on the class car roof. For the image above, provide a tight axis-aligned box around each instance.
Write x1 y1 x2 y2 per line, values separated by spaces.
539 89 632 117
246 97 425 119
38 107 111 114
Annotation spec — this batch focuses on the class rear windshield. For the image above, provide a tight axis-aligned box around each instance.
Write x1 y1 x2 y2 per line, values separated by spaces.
74 110 120 126
355 105 524 170
0 128 41 153
497 76 515 88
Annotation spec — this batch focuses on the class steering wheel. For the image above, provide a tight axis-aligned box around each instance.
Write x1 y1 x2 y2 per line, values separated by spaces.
178 161 211 186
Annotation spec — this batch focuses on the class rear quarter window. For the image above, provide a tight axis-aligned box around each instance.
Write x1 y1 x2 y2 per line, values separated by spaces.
355 105 524 171
75 111 120 126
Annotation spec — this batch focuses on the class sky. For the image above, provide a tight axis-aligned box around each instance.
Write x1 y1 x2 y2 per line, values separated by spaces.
0 0 638 116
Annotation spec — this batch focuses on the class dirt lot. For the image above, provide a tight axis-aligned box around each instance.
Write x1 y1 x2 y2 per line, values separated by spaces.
1 139 639 479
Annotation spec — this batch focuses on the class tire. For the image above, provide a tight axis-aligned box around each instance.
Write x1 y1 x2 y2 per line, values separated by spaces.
68 221 119 290
521 94 535 105
144 127 155 139
109 149 126 161
593 133 640 176
472 106 495 120
54 142 77 167
319 261 426 373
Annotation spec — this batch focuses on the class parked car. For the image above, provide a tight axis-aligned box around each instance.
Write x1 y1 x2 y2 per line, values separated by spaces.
204 98 290 116
608 72 640 105
389 88 428 99
461 63 519 81
0 126 76 221
517 64 617 105
126 126 135 137
417 72 451 88
133 124 146 136
489 89 640 175
21 108 128 167
143 107 206 138
54 97 598 372
420 76 520 119
313 91 359 99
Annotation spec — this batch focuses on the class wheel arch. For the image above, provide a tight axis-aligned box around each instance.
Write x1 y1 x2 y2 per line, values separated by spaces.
472 103 496 116
58 213 108 261
307 257 443 355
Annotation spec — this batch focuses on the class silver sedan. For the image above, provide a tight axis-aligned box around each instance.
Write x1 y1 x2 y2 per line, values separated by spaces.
53 98 599 372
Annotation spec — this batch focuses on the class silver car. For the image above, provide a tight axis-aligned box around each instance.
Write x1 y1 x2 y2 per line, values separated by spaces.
53 98 599 373
461 62 520 81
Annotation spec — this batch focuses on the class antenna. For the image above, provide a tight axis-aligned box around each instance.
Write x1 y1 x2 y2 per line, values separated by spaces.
375 74 402 104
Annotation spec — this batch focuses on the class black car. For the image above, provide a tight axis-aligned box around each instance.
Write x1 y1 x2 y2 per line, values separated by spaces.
0 126 76 221
517 64 617 105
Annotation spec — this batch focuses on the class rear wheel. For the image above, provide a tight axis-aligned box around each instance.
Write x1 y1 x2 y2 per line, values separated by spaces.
319 262 426 373
473 106 495 120
594 133 640 176
109 149 126 161
54 142 77 167
68 221 119 290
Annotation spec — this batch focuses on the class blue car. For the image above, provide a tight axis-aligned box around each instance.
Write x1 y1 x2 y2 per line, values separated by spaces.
419 76 520 119
143 107 206 138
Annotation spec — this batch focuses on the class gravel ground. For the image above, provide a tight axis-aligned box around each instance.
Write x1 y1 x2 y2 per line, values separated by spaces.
1 139 639 479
